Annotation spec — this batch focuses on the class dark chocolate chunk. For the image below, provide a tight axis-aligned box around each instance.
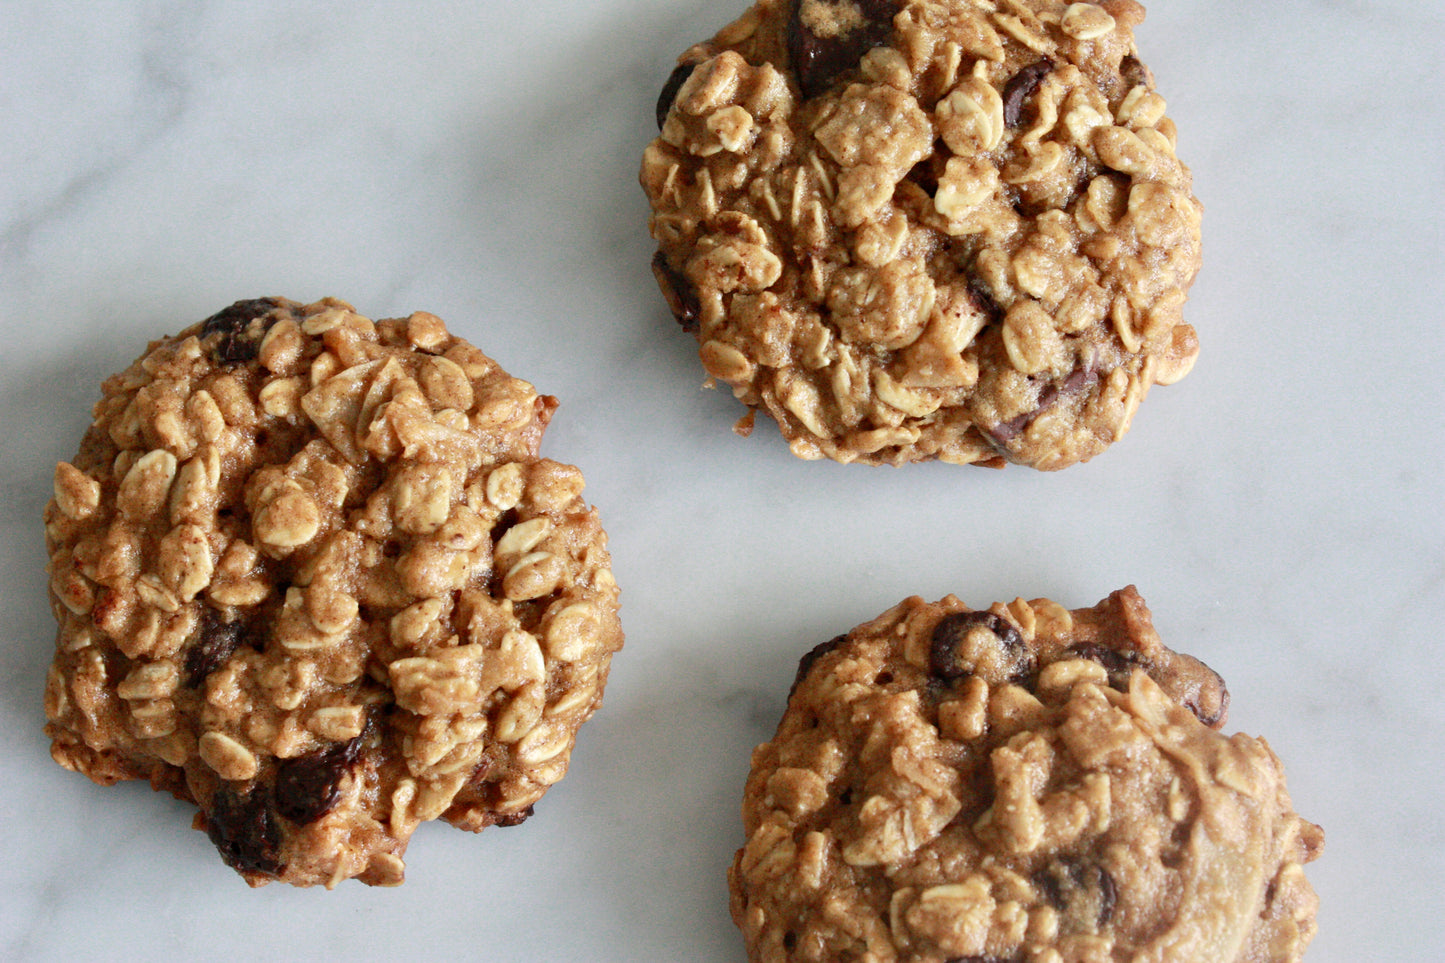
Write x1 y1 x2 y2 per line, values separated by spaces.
1033 861 1065 909
985 362 1097 446
1067 642 1150 690
967 279 1003 326
200 298 280 337
1037 363 1098 410
1069 644 1231 728
929 611 1030 682
1002 58 1053 128
1120 54 1154 89
213 336 258 364
791 634 848 698
651 250 700 332
273 737 363 825
1098 864 1118 925
184 609 245 688
987 409 1031 444
1033 858 1116 927
656 61 699 130
787 0 900 100
206 786 283 877
1184 675 1230 729
200 297 283 365
492 805 535 827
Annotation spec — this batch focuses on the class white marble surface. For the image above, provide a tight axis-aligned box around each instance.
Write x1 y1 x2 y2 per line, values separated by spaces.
1 1 1440 959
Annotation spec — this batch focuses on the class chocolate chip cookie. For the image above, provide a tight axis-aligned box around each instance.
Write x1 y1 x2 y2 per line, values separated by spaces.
42 297 624 887
643 1 1202 469
730 588 1322 961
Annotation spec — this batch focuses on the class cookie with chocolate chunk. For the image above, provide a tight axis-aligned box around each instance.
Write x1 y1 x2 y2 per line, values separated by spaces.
643 1 1202 469
729 587 1322 961
42 297 623 887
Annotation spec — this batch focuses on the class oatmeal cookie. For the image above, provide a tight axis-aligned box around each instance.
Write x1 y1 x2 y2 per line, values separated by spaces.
730 587 1322 961
42 297 623 887
643 1 1202 469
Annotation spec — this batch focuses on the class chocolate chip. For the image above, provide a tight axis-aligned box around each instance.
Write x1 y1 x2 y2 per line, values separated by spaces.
206 786 283 878
787 0 900 100
1066 642 1150 690
656 61 698 130
967 280 1003 326
1184 677 1230 729
200 298 280 337
651 250 700 332
1030 364 1100 424
1033 861 1065 909
985 362 1097 446
200 297 283 365
1033 858 1115 927
986 409 1031 444
929 611 1030 683
1002 58 1053 128
1070 644 1231 728
492 805 535 827
273 737 362 825
1097 865 1117 925
1041 363 1097 407
1176 656 1230 728
1120 54 1154 89
791 634 848 698
184 609 244 688
214 336 260 364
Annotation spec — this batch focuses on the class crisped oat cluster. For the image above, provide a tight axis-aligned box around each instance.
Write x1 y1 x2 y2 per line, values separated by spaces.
643 0 1202 469
730 588 1322 962
42 297 623 887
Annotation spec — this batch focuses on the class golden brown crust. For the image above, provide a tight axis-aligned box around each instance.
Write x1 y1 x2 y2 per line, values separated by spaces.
643 0 1202 469
42 297 623 887
730 588 1321 962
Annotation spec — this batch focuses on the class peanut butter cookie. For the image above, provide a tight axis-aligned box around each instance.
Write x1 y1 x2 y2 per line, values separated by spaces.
730 588 1322 961
42 297 623 887
643 1 1202 469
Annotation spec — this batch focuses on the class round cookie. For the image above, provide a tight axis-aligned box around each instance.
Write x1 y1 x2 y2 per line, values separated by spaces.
42 297 623 887
730 587 1322 961
643 1 1202 469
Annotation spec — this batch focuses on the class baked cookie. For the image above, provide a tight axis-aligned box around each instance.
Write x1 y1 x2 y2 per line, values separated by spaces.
42 297 623 887
730 588 1322 961
643 1 1202 469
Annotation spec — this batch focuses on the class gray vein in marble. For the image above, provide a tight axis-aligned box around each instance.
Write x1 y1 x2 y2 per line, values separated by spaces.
1 4 197 268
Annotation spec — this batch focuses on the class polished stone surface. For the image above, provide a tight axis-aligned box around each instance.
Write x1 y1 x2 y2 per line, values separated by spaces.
2 1 1440 959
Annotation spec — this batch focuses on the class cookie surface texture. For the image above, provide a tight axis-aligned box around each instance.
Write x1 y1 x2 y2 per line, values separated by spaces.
42 297 623 887
730 588 1322 961
643 0 1201 469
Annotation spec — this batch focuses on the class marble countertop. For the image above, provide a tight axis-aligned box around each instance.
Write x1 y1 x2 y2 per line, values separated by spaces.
2 1 1440 959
